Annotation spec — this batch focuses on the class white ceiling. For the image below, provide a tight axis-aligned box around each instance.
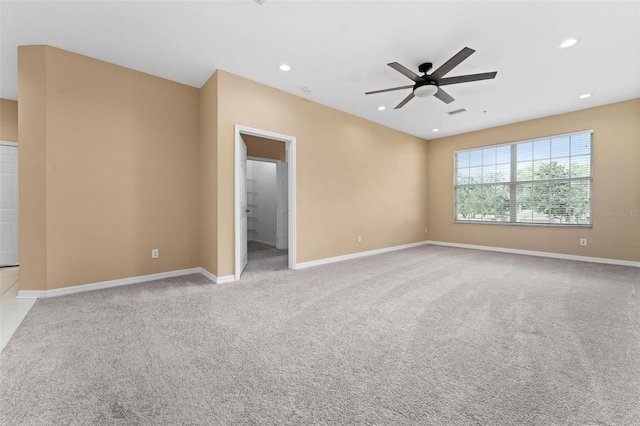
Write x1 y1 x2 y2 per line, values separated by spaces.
1 1 639 139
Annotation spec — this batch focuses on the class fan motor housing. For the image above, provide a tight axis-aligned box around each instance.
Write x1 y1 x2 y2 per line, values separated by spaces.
414 79 437 90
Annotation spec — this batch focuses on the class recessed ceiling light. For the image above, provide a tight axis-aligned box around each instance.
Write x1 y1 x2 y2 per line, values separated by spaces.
432 128 440 132
559 38 578 49
579 93 592 99
377 106 386 111
279 64 291 72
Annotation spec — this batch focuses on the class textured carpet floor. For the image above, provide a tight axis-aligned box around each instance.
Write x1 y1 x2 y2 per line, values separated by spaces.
1 245 639 425
245 241 288 272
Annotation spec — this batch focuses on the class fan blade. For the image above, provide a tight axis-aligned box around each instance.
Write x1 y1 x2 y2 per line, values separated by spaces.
395 92 415 109
430 47 475 81
365 85 414 95
434 87 455 104
387 62 421 82
437 72 497 86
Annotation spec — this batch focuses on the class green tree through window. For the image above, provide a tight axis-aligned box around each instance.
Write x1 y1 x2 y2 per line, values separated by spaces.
455 132 592 225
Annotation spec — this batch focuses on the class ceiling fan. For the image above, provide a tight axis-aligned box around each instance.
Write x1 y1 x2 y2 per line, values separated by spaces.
365 47 497 109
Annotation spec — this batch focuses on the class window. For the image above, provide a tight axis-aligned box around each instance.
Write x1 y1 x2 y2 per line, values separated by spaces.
455 131 592 226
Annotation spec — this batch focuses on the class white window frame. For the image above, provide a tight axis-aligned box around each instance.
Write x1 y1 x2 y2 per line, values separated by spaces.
454 130 593 227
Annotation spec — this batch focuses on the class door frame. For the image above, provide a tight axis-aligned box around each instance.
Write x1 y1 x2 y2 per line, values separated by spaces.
234 125 297 281
0 141 19 267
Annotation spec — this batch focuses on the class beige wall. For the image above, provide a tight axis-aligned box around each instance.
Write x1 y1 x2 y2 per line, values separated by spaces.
0 99 19 142
18 46 200 291
18 46 48 290
243 134 286 162
214 70 429 276
199 72 219 274
427 99 640 262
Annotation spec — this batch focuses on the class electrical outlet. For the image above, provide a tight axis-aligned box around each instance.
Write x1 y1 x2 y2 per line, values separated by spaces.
424 228 428 234
357 235 362 243
580 238 587 246
152 249 159 258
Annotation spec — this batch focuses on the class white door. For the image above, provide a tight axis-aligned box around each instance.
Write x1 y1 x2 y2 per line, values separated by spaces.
0 144 19 266
240 140 248 272
276 162 288 250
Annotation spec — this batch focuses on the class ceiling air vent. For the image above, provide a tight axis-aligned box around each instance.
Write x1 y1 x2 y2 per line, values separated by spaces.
448 108 469 116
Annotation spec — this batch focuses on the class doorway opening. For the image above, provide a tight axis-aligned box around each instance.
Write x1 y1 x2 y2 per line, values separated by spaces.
245 158 288 272
234 126 296 280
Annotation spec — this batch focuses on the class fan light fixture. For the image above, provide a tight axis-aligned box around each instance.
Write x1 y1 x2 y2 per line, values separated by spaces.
413 84 438 98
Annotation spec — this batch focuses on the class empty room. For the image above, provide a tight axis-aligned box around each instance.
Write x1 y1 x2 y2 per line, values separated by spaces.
1 1 639 425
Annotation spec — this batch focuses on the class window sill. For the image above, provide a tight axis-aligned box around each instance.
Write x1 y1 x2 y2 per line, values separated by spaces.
454 220 592 228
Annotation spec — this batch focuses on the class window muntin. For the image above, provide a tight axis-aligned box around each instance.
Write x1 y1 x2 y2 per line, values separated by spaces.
454 131 592 225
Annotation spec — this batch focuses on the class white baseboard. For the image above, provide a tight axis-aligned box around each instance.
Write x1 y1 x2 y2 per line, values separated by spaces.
214 275 236 284
14 290 47 299
18 239 633 299
198 268 217 283
250 239 276 247
199 268 235 284
427 240 640 268
295 241 429 270
16 267 237 299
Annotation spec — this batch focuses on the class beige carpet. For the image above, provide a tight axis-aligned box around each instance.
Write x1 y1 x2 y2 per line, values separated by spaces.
1 245 639 425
